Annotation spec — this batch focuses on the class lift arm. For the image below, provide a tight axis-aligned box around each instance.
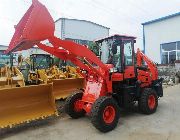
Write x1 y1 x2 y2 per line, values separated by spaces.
5 0 108 75
5 0 112 92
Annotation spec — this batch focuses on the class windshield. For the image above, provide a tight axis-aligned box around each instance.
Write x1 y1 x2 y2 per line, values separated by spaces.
100 41 110 64
31 55 52 69
99 39 121 68
0 55 10 65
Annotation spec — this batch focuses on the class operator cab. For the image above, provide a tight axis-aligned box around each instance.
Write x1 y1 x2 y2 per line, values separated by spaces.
30 54 54 70
95 34 136 74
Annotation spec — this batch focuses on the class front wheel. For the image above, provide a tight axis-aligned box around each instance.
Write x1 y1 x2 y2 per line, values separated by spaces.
139 88 158 114
91 96 120 132
65 92 85 119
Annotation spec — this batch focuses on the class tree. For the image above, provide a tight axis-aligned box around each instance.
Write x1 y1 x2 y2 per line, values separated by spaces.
88 42 100 56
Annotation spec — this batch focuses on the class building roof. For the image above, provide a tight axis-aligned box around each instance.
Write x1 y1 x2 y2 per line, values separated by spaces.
55 18 110 29
0 45 8 47
142 11 180 25
0 45 8 51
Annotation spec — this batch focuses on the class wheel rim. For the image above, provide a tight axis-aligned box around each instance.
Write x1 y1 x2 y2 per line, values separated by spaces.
148 95 156 109
103 106 116 124
74 100 82 112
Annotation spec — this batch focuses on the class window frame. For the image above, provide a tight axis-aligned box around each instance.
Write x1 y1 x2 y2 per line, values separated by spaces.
123 40 134 67
161 41 180 64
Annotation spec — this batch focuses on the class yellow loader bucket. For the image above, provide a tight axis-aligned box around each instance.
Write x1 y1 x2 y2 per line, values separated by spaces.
0 84 57 128
53 78 84 100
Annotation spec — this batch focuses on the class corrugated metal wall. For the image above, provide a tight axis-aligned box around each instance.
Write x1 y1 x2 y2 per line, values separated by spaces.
55 18 109 41
144 15 180 63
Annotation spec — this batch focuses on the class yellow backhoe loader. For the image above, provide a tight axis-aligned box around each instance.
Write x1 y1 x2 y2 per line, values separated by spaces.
0 55 58 128
0 53 25 88
20 54 85 100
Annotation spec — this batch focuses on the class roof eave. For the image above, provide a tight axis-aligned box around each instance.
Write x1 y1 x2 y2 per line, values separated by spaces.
142 11 180 26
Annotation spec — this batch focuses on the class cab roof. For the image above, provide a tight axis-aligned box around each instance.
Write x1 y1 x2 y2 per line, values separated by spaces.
95 34 136 43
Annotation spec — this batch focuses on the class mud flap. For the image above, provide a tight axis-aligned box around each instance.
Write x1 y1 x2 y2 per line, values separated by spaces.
53 78 84 100
0 84 57 128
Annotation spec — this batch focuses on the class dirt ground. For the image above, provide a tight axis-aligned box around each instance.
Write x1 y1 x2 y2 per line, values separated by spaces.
1 84 180 140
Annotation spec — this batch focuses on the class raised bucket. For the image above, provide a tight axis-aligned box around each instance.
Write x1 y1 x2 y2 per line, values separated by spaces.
5 0 55 54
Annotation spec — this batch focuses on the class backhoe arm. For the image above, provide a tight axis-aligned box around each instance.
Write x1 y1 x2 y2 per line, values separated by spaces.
136 48 158 81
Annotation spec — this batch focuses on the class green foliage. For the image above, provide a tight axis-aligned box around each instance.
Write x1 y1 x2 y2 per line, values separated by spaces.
89 42 100 56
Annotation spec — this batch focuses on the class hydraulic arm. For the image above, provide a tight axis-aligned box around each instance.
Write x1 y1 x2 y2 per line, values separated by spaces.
6 0 113 110
136 48 158 81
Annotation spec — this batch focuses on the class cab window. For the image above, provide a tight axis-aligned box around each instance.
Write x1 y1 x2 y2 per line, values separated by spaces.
124 41 133 66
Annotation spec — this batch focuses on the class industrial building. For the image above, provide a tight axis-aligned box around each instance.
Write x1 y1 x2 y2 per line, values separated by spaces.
55 18 110 46
142 12 180 64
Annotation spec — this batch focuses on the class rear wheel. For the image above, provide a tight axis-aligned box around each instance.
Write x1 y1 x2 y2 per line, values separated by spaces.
139 88 158 114
91 96 120 132
65 92 85 119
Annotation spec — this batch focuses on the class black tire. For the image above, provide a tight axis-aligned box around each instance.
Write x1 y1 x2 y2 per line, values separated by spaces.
139 88 158 114
65 92 85 119
91 96 120 133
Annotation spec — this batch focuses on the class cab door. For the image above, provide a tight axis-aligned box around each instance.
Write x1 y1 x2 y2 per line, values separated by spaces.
123 40 135 79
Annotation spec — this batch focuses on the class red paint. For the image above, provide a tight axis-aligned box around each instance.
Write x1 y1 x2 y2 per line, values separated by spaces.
137 48 158 81
137 70 152 87
83 103 92 114
5 0 54 54
148 95 156 109
124 66 135 79
103 106 116 124
111 73 123 81
74 100 83 112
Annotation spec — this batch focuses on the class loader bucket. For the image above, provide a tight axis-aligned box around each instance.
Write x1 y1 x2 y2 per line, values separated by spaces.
53 78 84 100
0 78 7 87
5 0 55 54
0 84 57 128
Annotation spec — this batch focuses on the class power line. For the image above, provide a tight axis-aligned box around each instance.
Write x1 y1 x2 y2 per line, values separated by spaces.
62 0 143 38
3 0 144 40
20 0 142 26
84 1 144 39
127 0 154 17
89 0 142 24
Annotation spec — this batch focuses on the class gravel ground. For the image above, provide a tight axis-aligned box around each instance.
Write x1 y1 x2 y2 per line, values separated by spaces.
1 84 180 140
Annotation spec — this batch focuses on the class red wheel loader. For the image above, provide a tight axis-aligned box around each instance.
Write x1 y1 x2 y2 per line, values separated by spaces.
6 0 163 132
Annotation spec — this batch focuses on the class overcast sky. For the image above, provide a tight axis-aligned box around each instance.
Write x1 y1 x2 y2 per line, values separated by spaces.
0 0 180 49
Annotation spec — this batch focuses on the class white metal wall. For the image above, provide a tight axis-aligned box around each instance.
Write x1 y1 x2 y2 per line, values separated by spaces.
0 45 8 51
55 20 62 39
55 18 109 41
144 15 180 63
20 48 49 57
0 46 47 57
